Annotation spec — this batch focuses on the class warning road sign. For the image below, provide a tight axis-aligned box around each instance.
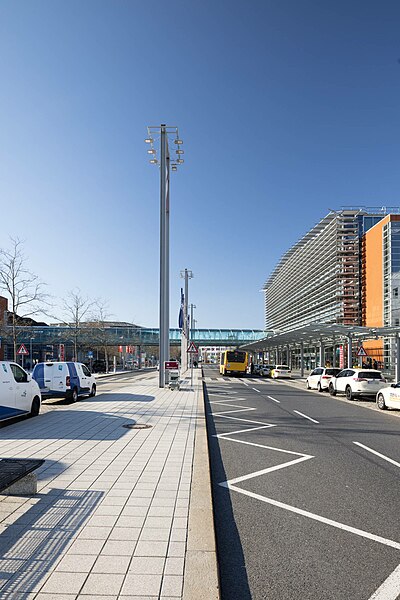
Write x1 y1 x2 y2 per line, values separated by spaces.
17 344 29 355
357 346 367 357
187 341 198 353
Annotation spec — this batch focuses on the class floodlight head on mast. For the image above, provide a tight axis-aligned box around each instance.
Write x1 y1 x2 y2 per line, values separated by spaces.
145 125 185 173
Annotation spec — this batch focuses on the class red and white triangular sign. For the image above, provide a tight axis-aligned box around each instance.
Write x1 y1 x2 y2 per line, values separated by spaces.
187 341 198 353
357 345 367 357
17 344 29 355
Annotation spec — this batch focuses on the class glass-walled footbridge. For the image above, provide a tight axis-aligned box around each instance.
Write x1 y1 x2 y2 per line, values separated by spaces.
1 326 265 350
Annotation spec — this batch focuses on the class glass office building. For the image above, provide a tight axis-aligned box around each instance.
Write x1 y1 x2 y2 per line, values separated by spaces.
263 209 387 333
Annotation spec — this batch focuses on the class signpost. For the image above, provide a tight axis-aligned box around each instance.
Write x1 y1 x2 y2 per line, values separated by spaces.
187 342 198 387
17 344 29 369
357 345 367 367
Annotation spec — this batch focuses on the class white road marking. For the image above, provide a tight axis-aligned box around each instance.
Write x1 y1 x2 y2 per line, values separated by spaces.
218 425 274 436
214 407 256 415
210 387 400 552
368 563 400 600
242 381 249 387
267 395 280 404
225 484 400 550
252 388 261 393
215 415 275 426
293 410 319 424
223 455 313 486
353 442 400 469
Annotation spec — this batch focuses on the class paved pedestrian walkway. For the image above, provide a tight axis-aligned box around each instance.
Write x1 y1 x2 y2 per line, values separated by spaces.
0 370 218 600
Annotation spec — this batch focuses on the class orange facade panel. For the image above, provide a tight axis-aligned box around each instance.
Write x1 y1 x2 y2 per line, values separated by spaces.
363 217 386 327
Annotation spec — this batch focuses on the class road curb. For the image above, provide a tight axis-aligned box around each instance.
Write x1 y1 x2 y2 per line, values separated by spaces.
183 373 220 600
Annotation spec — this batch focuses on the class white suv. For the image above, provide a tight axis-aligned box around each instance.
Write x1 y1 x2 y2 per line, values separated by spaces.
306 367 342 392
328 369 386 400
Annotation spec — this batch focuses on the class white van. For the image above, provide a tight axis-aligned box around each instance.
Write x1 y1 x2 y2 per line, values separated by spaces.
32 362 96 402
0 362 41 420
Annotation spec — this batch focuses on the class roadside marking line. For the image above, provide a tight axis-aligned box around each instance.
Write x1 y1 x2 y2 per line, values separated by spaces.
267 395 280 404
222 455 313 486
242 382 249 387
214 415 275 426
252 388 261 393
293 410 319 424
217 425 274 436
213 408 256 415
224 484 400 550
368 562 400 600
353 442 400 469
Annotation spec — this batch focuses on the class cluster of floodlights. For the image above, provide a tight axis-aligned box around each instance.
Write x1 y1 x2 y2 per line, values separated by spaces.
144 131 184 172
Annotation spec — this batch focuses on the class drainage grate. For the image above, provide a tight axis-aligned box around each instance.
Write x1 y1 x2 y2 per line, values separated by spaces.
123 423 152 430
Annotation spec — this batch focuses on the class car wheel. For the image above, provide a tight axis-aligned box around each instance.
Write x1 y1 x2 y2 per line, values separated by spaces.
71 388 79 403
377 394 386 410
329 383 336 396
89 384 96 397
30 397 40 417
345 386 354 401
306 380 310 389
317 382 323 392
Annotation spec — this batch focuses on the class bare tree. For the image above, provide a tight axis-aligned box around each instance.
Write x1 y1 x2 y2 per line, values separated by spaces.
59 289 95 361
89 299 113 372
0 238 48 361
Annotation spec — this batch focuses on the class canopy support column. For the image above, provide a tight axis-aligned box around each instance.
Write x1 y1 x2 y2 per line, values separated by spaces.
300 342 304 377
347 335 352 369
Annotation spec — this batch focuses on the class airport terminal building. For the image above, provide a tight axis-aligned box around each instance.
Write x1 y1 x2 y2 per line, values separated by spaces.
263 207 400 369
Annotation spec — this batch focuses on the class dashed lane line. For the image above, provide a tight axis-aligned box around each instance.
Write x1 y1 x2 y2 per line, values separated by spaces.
293 410 319 424
353 442 400 469
267 395 280 404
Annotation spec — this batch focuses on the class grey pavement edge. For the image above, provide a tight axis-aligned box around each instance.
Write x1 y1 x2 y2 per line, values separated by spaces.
183 370 220 600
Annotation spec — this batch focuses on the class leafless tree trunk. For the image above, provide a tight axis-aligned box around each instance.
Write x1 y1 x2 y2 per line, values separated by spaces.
0 238 48 361
59 290 95 361
90 299 112 372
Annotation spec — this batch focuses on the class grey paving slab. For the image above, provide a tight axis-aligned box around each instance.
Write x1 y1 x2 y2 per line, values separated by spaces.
0 371 211 599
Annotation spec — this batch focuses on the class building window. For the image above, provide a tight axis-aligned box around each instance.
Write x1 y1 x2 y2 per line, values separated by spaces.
394 288 399 297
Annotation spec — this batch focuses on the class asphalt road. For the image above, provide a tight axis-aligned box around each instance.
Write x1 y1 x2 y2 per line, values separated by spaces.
203 365 400 600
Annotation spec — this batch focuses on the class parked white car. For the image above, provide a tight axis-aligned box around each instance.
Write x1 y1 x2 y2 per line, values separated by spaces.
329 368 386 400
376 382 400 410
272 365 291 379
306 367 342 392
260 364 274 377
0 361 41 420
32 362 96 402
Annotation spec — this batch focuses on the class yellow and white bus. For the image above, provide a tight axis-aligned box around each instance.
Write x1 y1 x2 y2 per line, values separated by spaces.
219 350 248 376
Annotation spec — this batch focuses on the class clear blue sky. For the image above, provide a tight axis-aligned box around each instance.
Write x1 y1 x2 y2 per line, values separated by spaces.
1 1 400 329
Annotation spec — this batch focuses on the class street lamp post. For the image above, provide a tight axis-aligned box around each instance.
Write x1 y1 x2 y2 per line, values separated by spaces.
145 125 184 387
180 269 193 373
